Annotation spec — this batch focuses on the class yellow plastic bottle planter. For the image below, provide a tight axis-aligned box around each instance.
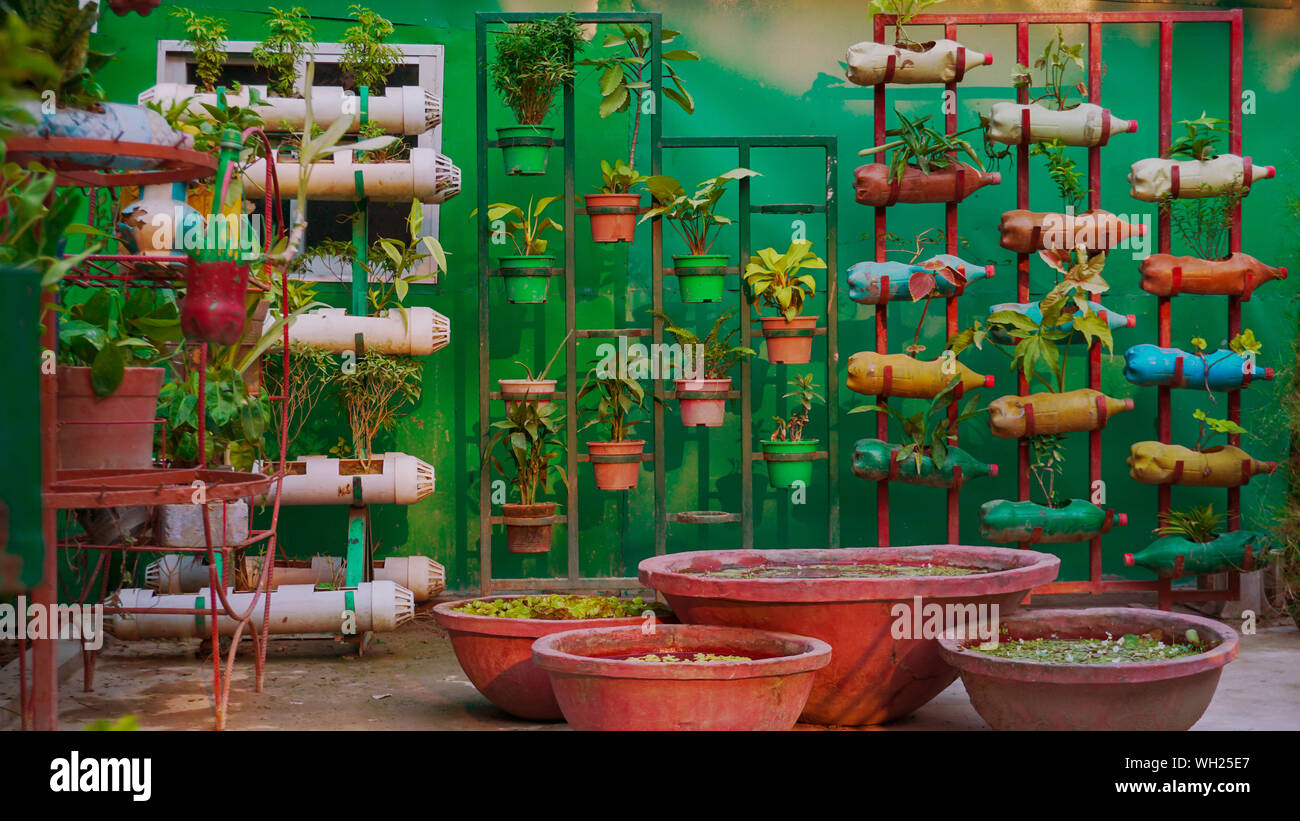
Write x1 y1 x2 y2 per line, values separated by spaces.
988 389 1134 438
979 499 1127 544
846 352 993 399
1127 442 1277 487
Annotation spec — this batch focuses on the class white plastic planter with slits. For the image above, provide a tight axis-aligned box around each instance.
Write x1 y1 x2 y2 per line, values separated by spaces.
1128 154 1275 201
987 102 1137 147
845 39 991 85
277 306 450 356
138 83 441 135
242 148 461 203
262 453 435 506
147 554 446 602
106 582 414 639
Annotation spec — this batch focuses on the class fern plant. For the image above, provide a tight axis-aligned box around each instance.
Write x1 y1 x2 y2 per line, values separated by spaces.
251 6 317 98
1157 504 1226 544
650 306 755 380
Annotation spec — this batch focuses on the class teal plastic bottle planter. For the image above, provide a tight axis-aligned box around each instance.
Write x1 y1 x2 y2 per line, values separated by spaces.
674 254 729 303
761 439 819 488
851 438 996 488
1124 531 1270 578
979 498 1127 543
499 255 555 304
497 125 554 176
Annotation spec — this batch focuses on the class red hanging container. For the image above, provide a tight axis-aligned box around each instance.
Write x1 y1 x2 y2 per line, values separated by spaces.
182 258 250 345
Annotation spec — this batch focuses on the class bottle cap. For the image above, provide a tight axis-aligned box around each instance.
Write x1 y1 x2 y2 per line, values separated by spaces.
1125 314 1136 328
985 264 995 278
1278 266 1288 279
1127 119 1139 133
1123 398 1135 411
988 172 1002 185
1123 552 1135 566
985 53 993 66
1265 367 1275 380
1259 164 1276 179
988 463 998 477
1117 512 1128 527
984 375 995 388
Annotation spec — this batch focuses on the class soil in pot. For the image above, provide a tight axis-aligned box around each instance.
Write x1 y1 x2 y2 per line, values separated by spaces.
674 377 731 427
497 125 554 175
673 254 729 303
587 439 644 490
761 439 819 488
585 193 641 243
499 255 555 303
502 502 556 553
57 366 165 470
760 316 818 364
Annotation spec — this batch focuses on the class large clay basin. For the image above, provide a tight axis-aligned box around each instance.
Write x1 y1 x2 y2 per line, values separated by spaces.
638 545 1059 726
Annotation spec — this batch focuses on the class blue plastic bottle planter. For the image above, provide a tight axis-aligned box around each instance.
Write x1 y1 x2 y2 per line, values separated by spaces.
986 300 1135 345
1123 344 1273 390
846 254 994 305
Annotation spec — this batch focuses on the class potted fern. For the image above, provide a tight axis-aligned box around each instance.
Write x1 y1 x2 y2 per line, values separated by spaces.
761 375 823 488
585 159 647 243
577 353 655 491
475 195 563 303
486 401 568 553
855 109 998 206
743 239 827 364
651 307 755 427
498 332 572 411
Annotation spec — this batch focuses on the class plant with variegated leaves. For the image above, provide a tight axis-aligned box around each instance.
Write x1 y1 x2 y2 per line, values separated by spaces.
743 239 826 321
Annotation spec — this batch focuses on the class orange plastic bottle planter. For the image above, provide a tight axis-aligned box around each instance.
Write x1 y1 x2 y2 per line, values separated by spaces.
1138 252 1286 299
988 389 1134 438
853 162 1000 207
1127 442 1277 487
997 208 1146 254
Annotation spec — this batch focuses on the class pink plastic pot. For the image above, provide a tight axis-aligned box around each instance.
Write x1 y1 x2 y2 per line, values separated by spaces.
674 377 731 427
498 378 556 412
938 607 1238 730
533 624 831 731
432 596 662 721
639 545 1060 726
182 259 250 345
57 366 164 470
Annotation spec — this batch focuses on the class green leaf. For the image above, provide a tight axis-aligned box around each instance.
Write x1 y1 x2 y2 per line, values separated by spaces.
89 344 126 397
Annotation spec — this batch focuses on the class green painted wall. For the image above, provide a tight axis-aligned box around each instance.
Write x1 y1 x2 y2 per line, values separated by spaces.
90 0 1300 592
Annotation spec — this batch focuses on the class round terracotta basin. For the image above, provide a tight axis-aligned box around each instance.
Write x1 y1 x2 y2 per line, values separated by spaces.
532 624 831 730
938 607 1239 730
433 596 666 721
638 546 1060 726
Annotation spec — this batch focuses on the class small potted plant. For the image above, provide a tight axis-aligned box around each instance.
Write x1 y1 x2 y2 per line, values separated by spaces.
1125 504 1271 579
651 307 755 427
641 167 760 303
577 352 655 491
761 374 824 488
845 0 992 86
1130 112 1274 203
855 109 998 206
584 159 647 243
743 239 827 364
475 195 563 303
498 331 571 411
485 400 567 553
489 12 586 175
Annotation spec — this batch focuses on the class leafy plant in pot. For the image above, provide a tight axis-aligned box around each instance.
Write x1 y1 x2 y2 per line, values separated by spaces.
250 6 317 99
1125 503 1271 579
577 350 661 491
485 400 568 553
762 374 824 488
474 195 563 303
651 306 755 427
489 12 586 175
498 331 572 412
855 109 997 206
743 239 826 364
584 159 646 243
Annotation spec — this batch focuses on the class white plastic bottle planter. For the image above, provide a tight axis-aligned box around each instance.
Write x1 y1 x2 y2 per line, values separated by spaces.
987 102 1137 148
106 581 414 639
281 306 450 356
845 39 992 85
261 453 436 506
147 554 446 602
138 83 441 136
242 148 461 203
1128 154 1275 201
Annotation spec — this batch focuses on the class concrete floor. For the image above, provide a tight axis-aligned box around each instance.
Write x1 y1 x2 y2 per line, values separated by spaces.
4 600 1298 731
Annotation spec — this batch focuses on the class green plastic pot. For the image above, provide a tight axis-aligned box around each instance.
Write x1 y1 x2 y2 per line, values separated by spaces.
499 255 555 303
674 254 729 303
761 439 819 488
497 125 554 175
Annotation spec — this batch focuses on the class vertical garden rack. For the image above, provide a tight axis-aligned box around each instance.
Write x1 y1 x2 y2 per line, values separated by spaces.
475 11 840 593
870 9 1251 608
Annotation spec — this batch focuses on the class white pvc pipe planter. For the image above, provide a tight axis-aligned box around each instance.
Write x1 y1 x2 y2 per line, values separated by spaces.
242 148 461 203
1128 154 1275 201
261 452 435 505
987 102 1137 147
138 83 441 135
278 306 450 356
146 555 446 602
845 39 991 85
106 581 414 639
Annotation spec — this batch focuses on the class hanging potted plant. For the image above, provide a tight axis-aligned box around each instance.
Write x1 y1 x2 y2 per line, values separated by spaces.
743 239 826 364
845 0 991 86
577 352 656 491
474 195 563 304
855 109 998 207
641 167 760 303
489 12 586 175
498 331 571 411
650 307 754 427
1130 113 1274 203
485 401 567 553
761 374 824 489
584 159 647 243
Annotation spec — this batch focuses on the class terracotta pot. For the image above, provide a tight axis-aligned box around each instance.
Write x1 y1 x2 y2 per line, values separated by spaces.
938 608 1238 730
182 258 250 345
57 366 164 470
502 502 556 554
639 545 1060 725
988 389 1134 438
674 377 732 427
498 378 556 412
587 440 644 490
585 193 641 243
532 624 831 731
1138 252 1287 299
759 316 818 364
998 208 1146 253
431 596 663 721
846 351 993 398
853 162 1000 207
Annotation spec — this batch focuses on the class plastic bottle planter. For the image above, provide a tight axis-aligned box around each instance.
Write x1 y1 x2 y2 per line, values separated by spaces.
854 162 1000 207
986 102 1137 148
259 453 436 505
1125 530 1269 579
587 440 645 490
243 148 461 203
118 186 203 257
499 255 557 303
846 352 993 399
979 498 1127 544
284 306 450 356
986 301 1135 346
497 125 555 175
182 259 250 344
988 389 1134 438
147 554 446 602
675 377 732 427
759 316 819 364
846 255 995 305
1123 344 1273 390
57 366 165 470
1128 154 1275 202
585 194 642 243
761 439 821 488
1138 252 1287 299
851 438 996 489
12 101 192 171
1127 442 1277 487
844 39 992 85
502 502 558 553
498 378 557 412
998 209 1146 254
673 254 730 303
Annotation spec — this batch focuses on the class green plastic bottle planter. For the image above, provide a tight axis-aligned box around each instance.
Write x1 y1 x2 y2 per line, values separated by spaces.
850 438 996 488
1125 530 1270 578
497 125 554 176
761 440 819 488
674 254 729 303
499 255 555 304
979 498 1127 544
